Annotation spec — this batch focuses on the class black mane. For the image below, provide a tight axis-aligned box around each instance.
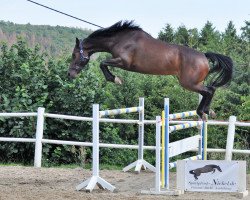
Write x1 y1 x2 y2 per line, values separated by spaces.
88 20 142 38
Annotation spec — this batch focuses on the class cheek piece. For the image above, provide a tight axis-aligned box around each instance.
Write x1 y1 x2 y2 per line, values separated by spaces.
79 39 89 62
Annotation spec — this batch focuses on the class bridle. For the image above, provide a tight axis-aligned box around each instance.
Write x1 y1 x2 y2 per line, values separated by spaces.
79 39 89 62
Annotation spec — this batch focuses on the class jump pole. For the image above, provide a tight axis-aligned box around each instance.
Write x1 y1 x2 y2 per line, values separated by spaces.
123 98 155 173
141 116 163 194
198 94 207 160
202 119 208 160
164 98 170 189
161 111 165 188
76 104 115 192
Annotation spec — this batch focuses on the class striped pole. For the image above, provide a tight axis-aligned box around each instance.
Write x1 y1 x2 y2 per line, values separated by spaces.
164 98 170 189
99 106 143 118
198 94 203 159
202 119 208 160
169 110 197 120
169 121 203 133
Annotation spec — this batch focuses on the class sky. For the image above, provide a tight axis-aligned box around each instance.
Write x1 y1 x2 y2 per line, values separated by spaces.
0 0 249 37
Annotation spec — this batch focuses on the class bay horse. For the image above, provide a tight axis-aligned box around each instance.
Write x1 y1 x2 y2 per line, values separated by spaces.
68 21 233 119
189 164 222 180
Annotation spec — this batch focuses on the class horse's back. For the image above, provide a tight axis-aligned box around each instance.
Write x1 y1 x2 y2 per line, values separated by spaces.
136 33 209 76
112 30 209 78
126 32 182 75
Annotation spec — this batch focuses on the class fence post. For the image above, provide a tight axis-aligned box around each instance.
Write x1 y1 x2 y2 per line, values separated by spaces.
34 107 45 167
225 116 237 161
138 97 144 161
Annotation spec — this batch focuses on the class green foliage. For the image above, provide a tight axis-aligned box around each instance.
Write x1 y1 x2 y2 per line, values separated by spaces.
0 21 92 57
0 20 249 167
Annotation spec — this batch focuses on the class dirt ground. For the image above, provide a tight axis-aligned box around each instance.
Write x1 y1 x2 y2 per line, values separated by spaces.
0 166 248 200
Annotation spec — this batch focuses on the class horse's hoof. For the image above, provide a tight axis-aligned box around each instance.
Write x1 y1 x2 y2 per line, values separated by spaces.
202 113 208 121
114 76 123 85
209 109 216 119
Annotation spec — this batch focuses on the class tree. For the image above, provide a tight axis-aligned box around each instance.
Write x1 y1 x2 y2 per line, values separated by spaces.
199 21 221 51
158 24 175 43
221 21 242 56
175 25 189 46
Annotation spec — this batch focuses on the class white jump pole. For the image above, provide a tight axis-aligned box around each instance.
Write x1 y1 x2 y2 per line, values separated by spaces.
155 115 162 192
138 97 144 163
141 115 162 195
123 97 155 173
34 107 45 168
164 98 170 189
76 104 115 192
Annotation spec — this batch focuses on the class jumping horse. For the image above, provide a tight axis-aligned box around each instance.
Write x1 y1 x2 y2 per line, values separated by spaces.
189 164 222 180
68 21 233 119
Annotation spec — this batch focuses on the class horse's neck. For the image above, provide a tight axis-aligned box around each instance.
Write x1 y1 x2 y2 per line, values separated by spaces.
85 38 112 55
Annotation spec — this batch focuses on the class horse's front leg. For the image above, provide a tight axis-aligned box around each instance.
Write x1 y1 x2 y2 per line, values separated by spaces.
100 58 123 84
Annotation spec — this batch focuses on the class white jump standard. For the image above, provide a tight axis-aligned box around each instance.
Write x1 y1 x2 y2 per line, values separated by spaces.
123 98 156 173
76 98 155 192
76 104 115 192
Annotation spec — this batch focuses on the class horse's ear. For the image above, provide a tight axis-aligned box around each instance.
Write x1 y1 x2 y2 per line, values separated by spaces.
76 37 79 45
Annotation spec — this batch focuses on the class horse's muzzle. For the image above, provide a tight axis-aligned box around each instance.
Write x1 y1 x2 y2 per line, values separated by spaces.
67 70 78 79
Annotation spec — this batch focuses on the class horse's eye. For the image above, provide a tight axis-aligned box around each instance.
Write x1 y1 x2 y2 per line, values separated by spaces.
72 54 76 59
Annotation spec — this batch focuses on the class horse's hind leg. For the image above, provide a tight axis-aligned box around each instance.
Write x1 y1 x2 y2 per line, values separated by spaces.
179 80 210 119
197 91 207 119
197 86 217 120
203 86 216 117
179 69 215 119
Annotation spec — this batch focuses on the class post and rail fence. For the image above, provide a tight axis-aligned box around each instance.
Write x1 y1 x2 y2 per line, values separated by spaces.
0 104 249 168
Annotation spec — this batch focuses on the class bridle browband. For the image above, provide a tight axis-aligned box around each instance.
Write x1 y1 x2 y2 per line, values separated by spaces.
79 39 89 62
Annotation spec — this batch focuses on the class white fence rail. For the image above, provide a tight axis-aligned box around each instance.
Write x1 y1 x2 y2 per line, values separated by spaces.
0 107 249 168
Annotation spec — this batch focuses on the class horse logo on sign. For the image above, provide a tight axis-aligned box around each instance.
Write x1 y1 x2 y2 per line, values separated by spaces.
189 164 222 180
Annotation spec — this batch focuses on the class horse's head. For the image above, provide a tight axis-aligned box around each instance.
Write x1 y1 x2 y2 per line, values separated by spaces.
68 38 90 78
216 165 222 172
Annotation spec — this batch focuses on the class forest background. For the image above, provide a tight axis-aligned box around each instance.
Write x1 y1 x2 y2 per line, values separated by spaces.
0 20 249 168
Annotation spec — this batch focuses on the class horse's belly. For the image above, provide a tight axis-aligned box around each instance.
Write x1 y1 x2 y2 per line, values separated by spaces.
131 48 180 75
129 62 179 75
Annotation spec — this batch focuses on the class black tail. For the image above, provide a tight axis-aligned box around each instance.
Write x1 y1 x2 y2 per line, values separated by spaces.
205 52 233 87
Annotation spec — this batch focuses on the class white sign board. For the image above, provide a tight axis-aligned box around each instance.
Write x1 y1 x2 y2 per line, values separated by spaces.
177 160 247 193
